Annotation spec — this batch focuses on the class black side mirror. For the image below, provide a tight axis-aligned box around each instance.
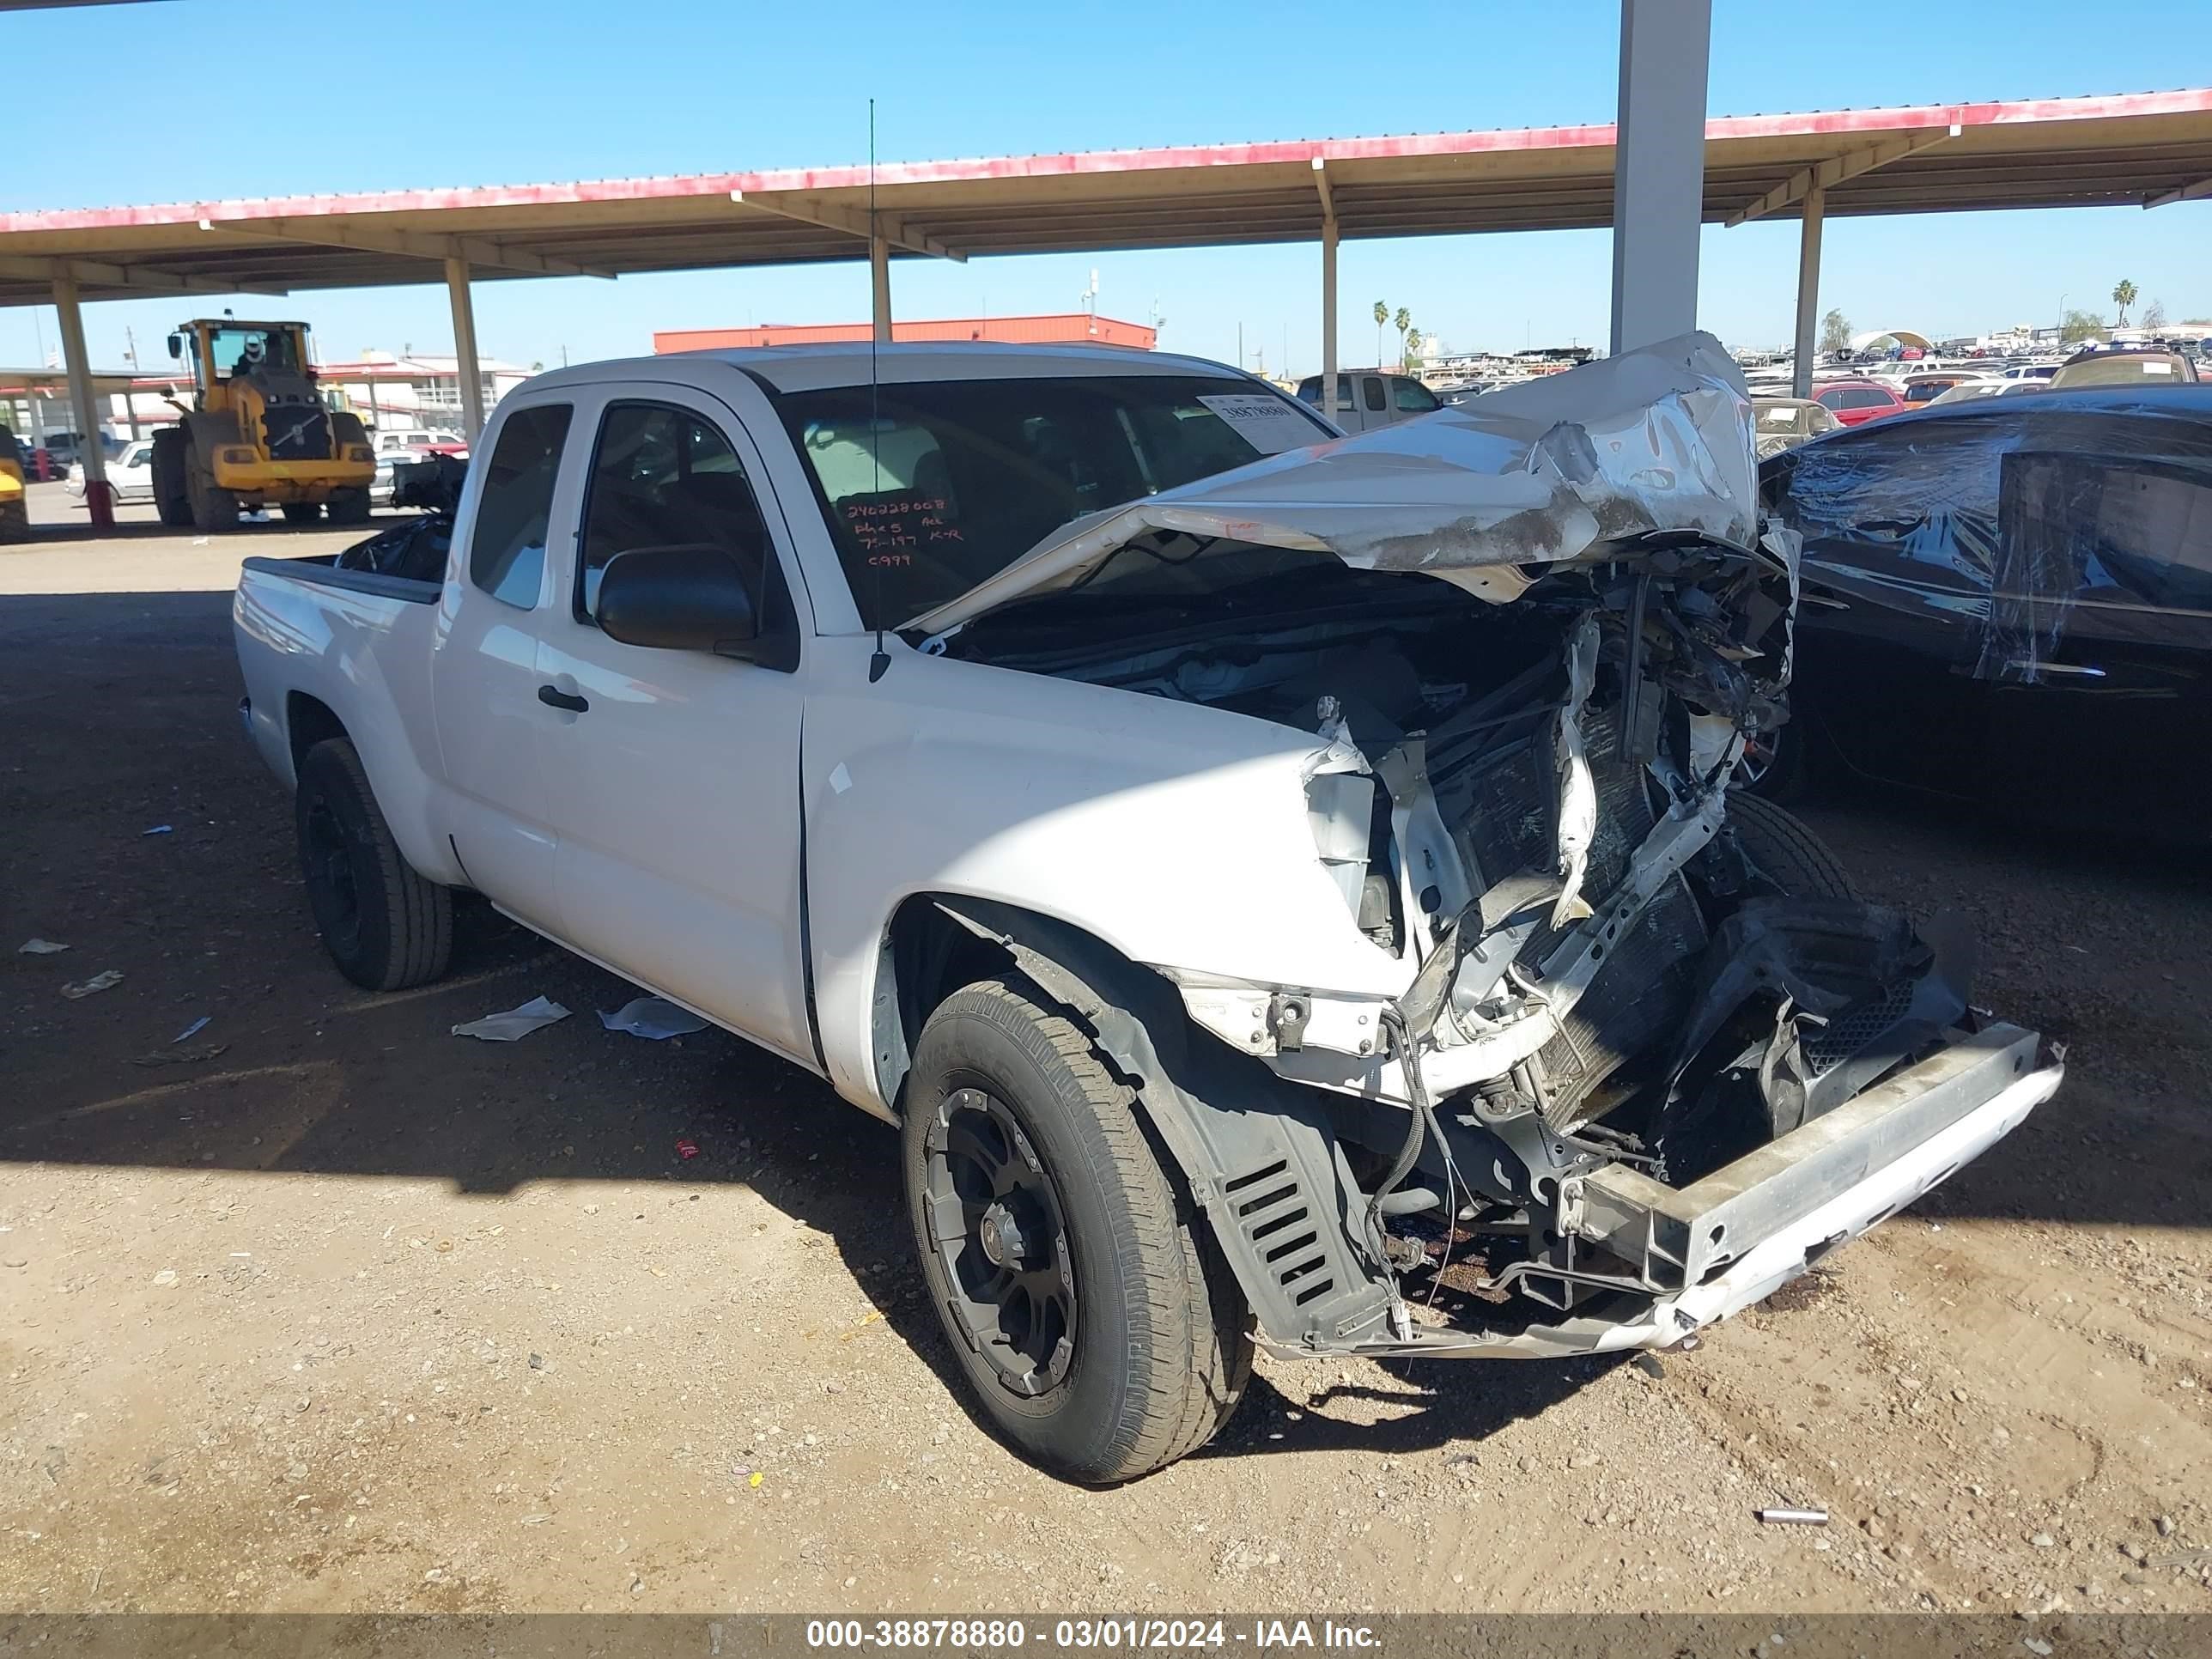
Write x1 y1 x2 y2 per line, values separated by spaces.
166 333 183 360
596 544 758 655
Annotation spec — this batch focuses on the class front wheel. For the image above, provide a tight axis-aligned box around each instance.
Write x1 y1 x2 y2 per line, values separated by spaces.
295 737 453 990
187 450 237 533
1727 793 1856 900
903 977 1251 1484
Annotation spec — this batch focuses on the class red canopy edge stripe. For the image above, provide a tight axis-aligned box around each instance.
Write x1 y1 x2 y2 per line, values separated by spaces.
6 89 2205 234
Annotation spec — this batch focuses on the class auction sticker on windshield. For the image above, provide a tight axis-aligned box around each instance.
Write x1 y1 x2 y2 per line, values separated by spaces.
1197 393 1325 455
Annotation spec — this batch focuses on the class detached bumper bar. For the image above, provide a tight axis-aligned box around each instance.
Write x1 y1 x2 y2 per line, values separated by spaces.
1345 1024 2058 1360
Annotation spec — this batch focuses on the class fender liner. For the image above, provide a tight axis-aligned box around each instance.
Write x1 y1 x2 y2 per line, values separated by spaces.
927 896 1395 1352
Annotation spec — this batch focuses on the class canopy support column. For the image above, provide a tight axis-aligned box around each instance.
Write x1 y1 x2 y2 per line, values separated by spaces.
1315 157 1340 416
444 255 485 441
1608 0 1711 356
53 267 111 529
870 232 892 345
1791 186 1825 399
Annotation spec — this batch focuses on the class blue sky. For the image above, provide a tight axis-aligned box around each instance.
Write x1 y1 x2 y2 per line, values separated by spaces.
3 0 2207 376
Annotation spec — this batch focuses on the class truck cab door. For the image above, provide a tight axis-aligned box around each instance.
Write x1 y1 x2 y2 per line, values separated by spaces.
428 397 581 930
532 386 815 1066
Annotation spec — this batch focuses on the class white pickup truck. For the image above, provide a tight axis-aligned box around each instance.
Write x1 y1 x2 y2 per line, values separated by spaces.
234 336 2061 1483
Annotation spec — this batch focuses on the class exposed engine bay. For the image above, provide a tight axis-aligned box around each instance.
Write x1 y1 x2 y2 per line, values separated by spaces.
941 532 2008 1351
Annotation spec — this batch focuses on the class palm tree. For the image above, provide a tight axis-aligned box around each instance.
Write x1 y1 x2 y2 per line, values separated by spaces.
2112 279 2139 327
1373 300 1388 368
1393 307 1412 369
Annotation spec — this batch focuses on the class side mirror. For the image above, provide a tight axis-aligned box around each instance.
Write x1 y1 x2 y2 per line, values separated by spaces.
596 544 758 655
166 333 183 361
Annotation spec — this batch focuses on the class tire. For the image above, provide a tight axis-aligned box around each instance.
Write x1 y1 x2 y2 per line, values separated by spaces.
294 737 453 991
1728 793 1856 900
281 501 321 525
0 497 25 543
327 488 372 527
903 977 1252 1484
187 447 238 533
151 429 192 526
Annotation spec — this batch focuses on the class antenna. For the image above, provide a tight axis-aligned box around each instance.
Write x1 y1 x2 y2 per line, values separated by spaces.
866 96 890 685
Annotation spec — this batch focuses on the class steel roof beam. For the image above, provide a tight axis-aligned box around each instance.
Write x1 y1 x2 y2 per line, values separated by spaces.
729 191 966 262
1725 125 1961 227
198 218 614 280
2145 172 2212 207
0 252 289 297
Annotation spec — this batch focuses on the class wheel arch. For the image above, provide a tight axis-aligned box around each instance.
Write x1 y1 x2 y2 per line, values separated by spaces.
285 690 349 777
881 893 1397 1352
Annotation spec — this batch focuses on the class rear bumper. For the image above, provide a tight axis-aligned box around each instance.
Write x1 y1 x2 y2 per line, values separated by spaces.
1335 1024 2057 1360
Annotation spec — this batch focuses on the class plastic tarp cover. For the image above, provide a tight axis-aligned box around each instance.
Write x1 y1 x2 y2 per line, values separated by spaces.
903 331 1758 635
1763 393 2212 682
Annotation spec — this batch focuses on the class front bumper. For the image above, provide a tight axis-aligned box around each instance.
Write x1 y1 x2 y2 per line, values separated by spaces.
1333 1023 2058 1360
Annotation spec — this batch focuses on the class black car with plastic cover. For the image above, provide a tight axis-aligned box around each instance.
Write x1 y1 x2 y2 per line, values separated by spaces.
1753 387 2212 832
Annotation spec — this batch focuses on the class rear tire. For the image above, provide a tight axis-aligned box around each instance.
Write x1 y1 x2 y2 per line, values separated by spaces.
903 977 1251 1484
327 488 372 526
151 428 192 526
1728 793 1856 900
0 497 25 543
280 501 321 525
294 737 453 991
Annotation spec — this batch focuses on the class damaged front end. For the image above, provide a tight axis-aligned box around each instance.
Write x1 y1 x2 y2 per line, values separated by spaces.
922 332 2062 1362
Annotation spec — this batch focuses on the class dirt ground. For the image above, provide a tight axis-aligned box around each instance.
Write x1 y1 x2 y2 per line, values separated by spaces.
3 514 2209 1619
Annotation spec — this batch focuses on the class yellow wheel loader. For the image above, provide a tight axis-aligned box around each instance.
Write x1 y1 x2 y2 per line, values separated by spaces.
152 320 374 532
0 424 28 543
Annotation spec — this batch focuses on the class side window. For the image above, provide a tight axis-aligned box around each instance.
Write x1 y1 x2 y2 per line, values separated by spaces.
1363 376 1387 412
468 403 572 610
576 402 770 622
1393 377 1440 413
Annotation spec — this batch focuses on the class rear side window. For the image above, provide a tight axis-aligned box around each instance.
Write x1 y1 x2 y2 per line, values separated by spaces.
1362 377 1387 411
576 402 771 621
1393 378 1440 413
469 404 572 609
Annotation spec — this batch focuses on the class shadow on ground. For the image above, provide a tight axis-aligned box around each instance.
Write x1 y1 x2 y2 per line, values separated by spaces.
3 586 2209 1466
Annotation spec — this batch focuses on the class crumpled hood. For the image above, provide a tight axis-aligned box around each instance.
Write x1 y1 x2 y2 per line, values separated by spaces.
904 330 1757 635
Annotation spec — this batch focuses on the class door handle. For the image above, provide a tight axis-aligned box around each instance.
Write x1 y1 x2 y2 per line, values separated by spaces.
537 684 590 713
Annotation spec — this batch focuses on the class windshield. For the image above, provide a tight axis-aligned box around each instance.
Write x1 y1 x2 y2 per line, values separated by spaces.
770 374 1332 630
208 326 301 378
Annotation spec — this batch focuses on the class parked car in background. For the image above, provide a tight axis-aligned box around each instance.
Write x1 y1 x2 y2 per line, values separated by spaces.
64 438 155 502
2048 347 2201 390
1899 371 1990 407
1293 369 1439 432
1925 378 2048 408
369 427 470 503
1812 379 1911 426
1753 386 2212 833
371 427 467 457
1749 397 1838 458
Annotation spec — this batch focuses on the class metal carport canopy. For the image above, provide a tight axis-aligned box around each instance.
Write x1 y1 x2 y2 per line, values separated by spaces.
1 88 2208 305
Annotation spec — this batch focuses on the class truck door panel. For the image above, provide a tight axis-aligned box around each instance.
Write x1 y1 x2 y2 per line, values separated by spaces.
428 398 580 927
536 391 813 1062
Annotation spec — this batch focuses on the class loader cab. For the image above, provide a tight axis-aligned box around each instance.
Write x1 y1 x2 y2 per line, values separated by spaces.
167 320 313 409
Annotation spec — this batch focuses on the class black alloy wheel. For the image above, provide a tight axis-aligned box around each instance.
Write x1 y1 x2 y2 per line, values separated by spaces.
920 1085 1079 1400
